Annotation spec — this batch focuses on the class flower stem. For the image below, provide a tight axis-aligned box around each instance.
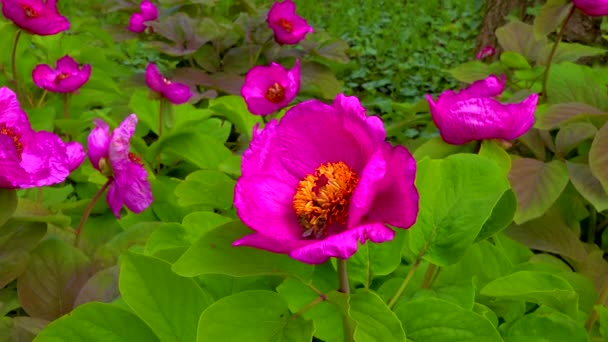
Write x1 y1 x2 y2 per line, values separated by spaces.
73 179 111 247
10 29 22 99
63 93 70 120
291 294 326 320
337 258 354 342
421 263 438 289
36 90 47 108
541 5 575 102
388 242 428 310
158 98 164 137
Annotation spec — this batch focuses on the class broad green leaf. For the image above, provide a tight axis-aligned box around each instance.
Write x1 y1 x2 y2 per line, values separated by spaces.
598 305 608 341
546 63 608 108
197 290 313 342
509 158 569 224
449 61 503 84
480 271 578 318
119 252 214 342
500 51 530 70
347 229 405 287
349 290 405 342
409 154 510 266
172 221 314 280
0 220 46 288
395 297 502 342
556 122 597 156
549 42 608 64
300 61 341 99
94 222 160 270
476 190 517 242
181 211 232 242
17 238 91 320
503 306 587 342
0 287 19 316
144 223 189 259
536 102 606 130
413 136 476 160
533 1 571 38
73 266 119 308
496 20 546 62
479 140 511 176
0 189 16 226
129 90 159 136
150 176 196 223
209 95 262 140
412 282 476 310
590 122 608 192
473 303 499 328
33 302 159 342
567 162 608 212
11 317 48 341
174 170 235 208
162 132 232 170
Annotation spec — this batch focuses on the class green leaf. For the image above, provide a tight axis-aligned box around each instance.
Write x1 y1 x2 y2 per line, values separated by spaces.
503 306 587 342
500 51 531 70
174 170 235 208
347 229 405 287
161 132 232 170
567 162 608 212
172 221 314 280
129 90 159 136
597 305 608 341
395 297 502 342
548 42 608 64
480 271 578 318
0 219 46 288
476 190 517 242
536 102 606 130
496 20 546 62
546 63 608 108
555 122 597 156
17 237 91 320
119 252 214 342
73 266 119 307
209 95 263 141
449 61 503 84
34 302 159 342
508 158 569 224
144 223 190 259
197 290 313 342
300 61 341 99
590 121 608 192
181 211 233 242
413 137 476 160
479 140 511 176
0 287 19 316
533 1 571 38
0 189 17 226
349 290 406 342
94 222 160 270
409 154 510 266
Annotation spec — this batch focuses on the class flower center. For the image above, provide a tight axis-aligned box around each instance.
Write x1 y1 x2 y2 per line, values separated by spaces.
57 72 70 80
278 18 293 33
265 82 286 104
128 152 143 165
162 77 172 85
0 123 24 158
20 4 39 18
293 161 359 239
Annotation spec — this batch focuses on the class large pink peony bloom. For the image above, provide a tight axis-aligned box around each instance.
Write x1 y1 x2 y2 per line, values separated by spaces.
241 60 300 116
145 63 192 105
0 87 84 188
128 0 158 33
426 75 538 145
0 0 69 36
267 0 313 45
87 114 153 218
573 0 608 16
233 94 419 264
32 55 91 93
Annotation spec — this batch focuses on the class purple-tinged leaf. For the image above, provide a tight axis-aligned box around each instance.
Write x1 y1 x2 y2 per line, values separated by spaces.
0 189 16 227
73 266 120 308
496 20 547 62
533 1 571 39
148 13 204 56
537 102 606 130
590 121 608 192
556 122 597 156
567 162 608 212
0 220 46 289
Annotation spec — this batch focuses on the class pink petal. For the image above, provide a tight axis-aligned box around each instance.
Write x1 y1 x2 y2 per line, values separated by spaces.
128 13 146 33
232 232 310 254
267 0 313 45
145 63 165 93
87 119 110 170
113 161 152 214
163 82 192 105
1 0 69 35
106 180 123 218
573 0 608 16
241 61 299 116
241 120 295 182
0 135 28 188
65 141 85 172
56 55 79 73
109 114 137 167
140 0 158 21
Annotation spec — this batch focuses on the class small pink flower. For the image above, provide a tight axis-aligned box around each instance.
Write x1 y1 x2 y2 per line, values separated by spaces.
426 75 538 145
573 0 608 16
128 0 158 33
145 63 192 105
267 0 313 45
0 0 69 36
0 87 84 188
475 46 496 60
241 60 300 116
32 55 91 93
87 114 153 218
233 94 419 264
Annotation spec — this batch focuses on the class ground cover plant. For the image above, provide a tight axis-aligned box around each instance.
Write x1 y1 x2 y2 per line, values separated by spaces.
0 0 608 341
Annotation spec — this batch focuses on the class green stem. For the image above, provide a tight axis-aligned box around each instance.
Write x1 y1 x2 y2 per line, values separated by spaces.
291 294 326 320
73 179 111 247
541 5 575 101
388 242 428 309
63 93 70 120
10 29 22 99
36 90 48 108
586 274 608 332
337 258 354 342
421 263 438 289
158 98 164 137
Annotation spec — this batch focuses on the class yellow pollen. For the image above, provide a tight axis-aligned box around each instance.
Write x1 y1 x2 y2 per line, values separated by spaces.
265 82 286 104
278 18 293 33
293 161 359 239
0 123 24 158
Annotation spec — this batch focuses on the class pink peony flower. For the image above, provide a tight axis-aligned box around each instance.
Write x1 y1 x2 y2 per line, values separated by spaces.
87 114 153 218
573 0 608 16
426 75 538 145
128 0 158 33
241 60 300 116
145 63 192 105
32 55 91 93
0 0 69 36
475 46 496 60
0 87 84 188
233 94 419 264
267 0 313 45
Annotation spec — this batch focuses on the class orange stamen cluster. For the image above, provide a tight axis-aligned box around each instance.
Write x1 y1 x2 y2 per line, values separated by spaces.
265 82 286 103
0 123 24 158
57 72 70 80
293 161 359 239
278 18 293 33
